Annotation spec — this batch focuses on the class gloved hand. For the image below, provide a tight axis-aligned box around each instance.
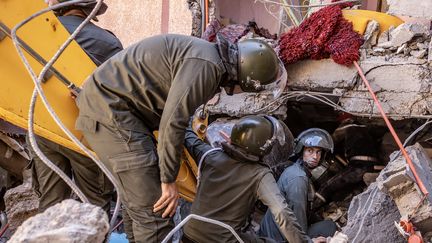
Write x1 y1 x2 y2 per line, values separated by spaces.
327 231 348 243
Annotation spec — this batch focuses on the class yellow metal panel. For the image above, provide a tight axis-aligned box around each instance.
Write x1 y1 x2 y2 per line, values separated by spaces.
0 0 96 153
342 9 404 35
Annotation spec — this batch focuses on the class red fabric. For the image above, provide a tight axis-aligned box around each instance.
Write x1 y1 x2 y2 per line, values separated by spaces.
279 3 363 66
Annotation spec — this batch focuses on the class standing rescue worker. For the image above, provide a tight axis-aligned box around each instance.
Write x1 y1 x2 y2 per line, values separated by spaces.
182 115 323 243
29 0 123 213
75 34 286 242
259 128 339 241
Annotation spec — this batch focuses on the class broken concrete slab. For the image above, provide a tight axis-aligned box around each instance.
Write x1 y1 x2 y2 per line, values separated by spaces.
4 171 38 232
387 0 432 19
362 20 380 49
377 143 432 233
285 55 432 119
9 199 109 243
410 49 427 59
378 23 429 48
342 183 404 243
207 91 288 118
285 59 358 90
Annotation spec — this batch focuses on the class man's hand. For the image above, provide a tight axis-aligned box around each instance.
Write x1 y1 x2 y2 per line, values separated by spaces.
312 236 327 243
327 232 348 243
153 182 179 218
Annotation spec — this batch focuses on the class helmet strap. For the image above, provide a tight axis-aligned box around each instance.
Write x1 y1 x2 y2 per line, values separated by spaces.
221 142 260 163
216 34 238 82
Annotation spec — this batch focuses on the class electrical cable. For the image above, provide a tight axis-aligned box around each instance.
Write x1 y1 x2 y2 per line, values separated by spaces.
390 119 432 161
161 214 244 243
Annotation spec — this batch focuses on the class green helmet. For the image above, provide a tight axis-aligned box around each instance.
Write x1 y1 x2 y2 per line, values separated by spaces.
230 115 287 157
237 39 287 97
293 128 334 155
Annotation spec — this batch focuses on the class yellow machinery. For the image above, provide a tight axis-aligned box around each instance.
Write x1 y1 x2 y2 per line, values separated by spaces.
343 9 404 35
0 0 198 201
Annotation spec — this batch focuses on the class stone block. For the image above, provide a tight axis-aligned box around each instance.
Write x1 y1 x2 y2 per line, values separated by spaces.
342 183 404 243
9 199 109 243
377 144 432 233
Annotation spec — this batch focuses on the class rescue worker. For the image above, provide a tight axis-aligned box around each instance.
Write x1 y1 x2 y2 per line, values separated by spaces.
182 115 323 243
29 0 123 213
75 34 286 242
259 128 338 241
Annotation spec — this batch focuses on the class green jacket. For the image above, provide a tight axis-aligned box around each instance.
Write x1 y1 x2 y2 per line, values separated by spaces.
76 34 226 183
183 129 312 243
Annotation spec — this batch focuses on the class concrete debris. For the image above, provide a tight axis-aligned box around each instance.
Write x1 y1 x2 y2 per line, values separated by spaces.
378 23 429 49
342 183 404 243
206 91 288 118
428 38 432 63
4 170 38 232
9 199 109 243
286 59 358 90
362 20 380 49
410 49 427 59
377 27 391 46
377 143 432 233
395 43 406 55
387 0 432 19
284 56 431 119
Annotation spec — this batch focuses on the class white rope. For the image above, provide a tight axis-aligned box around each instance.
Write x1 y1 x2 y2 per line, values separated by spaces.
161 214 244 243
351 186 379 243
11 0 121 230
196 148 222 187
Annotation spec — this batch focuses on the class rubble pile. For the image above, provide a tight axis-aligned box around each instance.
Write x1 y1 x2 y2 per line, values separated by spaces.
9 199 109 243
4 171 38 232
342 143 432 241
342 183 404 242
365 22 431 61
377 144 432 233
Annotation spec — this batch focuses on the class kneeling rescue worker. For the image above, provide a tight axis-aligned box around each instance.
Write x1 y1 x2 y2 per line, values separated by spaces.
75 34 286 242
182 115 324 243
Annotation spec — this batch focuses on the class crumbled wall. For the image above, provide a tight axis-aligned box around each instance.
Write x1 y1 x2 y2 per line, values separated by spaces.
377 143 432 233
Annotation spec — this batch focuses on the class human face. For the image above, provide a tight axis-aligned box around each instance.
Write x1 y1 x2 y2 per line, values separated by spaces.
302 146 322 168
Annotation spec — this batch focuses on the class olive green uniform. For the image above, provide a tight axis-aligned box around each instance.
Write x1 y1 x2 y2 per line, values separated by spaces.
75 34 226 242
29 15 123 213
183 129 312 243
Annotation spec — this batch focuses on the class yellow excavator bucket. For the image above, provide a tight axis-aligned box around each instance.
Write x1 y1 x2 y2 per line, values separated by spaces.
0 0 197 201
342 9 404 35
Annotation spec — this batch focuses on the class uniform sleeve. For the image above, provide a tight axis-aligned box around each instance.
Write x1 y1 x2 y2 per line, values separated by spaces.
279 173 309 231
158 59 222 183
257 173 312 243
184 128 214 163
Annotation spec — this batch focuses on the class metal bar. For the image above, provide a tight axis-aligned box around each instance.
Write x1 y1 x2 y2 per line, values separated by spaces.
0 21 72 87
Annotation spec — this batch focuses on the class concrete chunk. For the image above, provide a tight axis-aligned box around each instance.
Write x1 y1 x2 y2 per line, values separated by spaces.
342 183 404 243
9 199 109 243
377 144 432 233
388 23 428 48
